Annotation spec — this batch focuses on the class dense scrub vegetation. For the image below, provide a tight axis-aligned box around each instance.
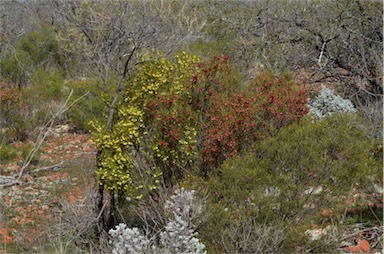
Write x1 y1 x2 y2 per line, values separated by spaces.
196 114 382 252
0 0 382 253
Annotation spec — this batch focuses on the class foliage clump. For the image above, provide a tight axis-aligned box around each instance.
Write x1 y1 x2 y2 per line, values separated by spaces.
155 188 205 254
308 86 356 119
109 188 206 254
109 224 150 254
65 78 107 132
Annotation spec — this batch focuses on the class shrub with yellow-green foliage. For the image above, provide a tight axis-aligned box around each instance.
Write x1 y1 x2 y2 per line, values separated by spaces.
91 52 200 197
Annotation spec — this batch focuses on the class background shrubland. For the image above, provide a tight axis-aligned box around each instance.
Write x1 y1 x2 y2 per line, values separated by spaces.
0 0 382 253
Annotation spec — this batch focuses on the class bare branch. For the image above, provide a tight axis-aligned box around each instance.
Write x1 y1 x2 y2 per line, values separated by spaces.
16 90 89 180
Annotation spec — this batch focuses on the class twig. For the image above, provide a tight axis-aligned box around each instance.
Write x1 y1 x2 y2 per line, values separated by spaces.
0 170 72 187
317 41 327 68
30 161 65 174
96 200 108 222
17 90 89 180
0 176 22 187
341 226 384 241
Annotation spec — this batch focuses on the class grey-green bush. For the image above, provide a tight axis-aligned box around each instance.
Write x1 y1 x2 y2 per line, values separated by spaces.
308 87 356 119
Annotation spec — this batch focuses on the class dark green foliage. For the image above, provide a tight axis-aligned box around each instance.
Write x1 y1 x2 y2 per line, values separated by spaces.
18 27 62 67
0 50 29 87
66 78 107 132
30 68 64 100
200 114 382 253
0 144 17 163
0 26 63 87
0 142 38 166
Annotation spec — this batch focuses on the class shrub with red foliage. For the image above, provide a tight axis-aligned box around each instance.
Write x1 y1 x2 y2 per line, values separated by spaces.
0 80 23 105
146 55 309 175
0 80 29 141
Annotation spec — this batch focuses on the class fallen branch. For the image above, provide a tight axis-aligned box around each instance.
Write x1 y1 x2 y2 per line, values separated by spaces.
1 161 65 187
341 226 384 241
0 176 22 187
30 161 65 174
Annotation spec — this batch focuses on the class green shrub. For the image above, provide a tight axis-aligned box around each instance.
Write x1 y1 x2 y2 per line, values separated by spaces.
0 50 29 87
0 26 67 142
66 78 108 132
17 27 62 67
24 68 66 128
0 144 17 164
0 26 63 87
200 114 382 253
30 68 64 100
0 68 66 142
0 142 38 166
